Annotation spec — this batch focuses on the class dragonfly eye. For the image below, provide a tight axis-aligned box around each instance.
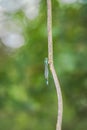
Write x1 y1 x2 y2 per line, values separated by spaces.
44 58 48 64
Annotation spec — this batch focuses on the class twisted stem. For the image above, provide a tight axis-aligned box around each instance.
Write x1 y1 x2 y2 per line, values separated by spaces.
47 0 63 130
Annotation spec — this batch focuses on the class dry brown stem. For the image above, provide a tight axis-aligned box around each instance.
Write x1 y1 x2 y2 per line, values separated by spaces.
47 0 63 130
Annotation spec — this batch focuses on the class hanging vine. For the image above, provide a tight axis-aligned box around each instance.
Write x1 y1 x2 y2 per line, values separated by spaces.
47 0 63 130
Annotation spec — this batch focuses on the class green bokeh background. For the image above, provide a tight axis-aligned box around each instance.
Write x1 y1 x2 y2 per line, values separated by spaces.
0 0 87 130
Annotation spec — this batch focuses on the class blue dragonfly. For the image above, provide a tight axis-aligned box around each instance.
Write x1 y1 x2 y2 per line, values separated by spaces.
44 57 49 85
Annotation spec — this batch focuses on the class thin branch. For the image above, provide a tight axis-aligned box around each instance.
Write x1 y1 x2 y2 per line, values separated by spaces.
47 0 63 130
47 0 53 64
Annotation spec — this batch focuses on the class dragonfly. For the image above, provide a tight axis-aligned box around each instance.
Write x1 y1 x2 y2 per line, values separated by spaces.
44 57 49 85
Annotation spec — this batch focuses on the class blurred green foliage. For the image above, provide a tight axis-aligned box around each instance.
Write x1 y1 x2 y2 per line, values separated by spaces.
0 0 87 130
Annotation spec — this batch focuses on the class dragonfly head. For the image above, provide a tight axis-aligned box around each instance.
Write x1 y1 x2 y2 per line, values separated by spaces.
44 57 48 64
